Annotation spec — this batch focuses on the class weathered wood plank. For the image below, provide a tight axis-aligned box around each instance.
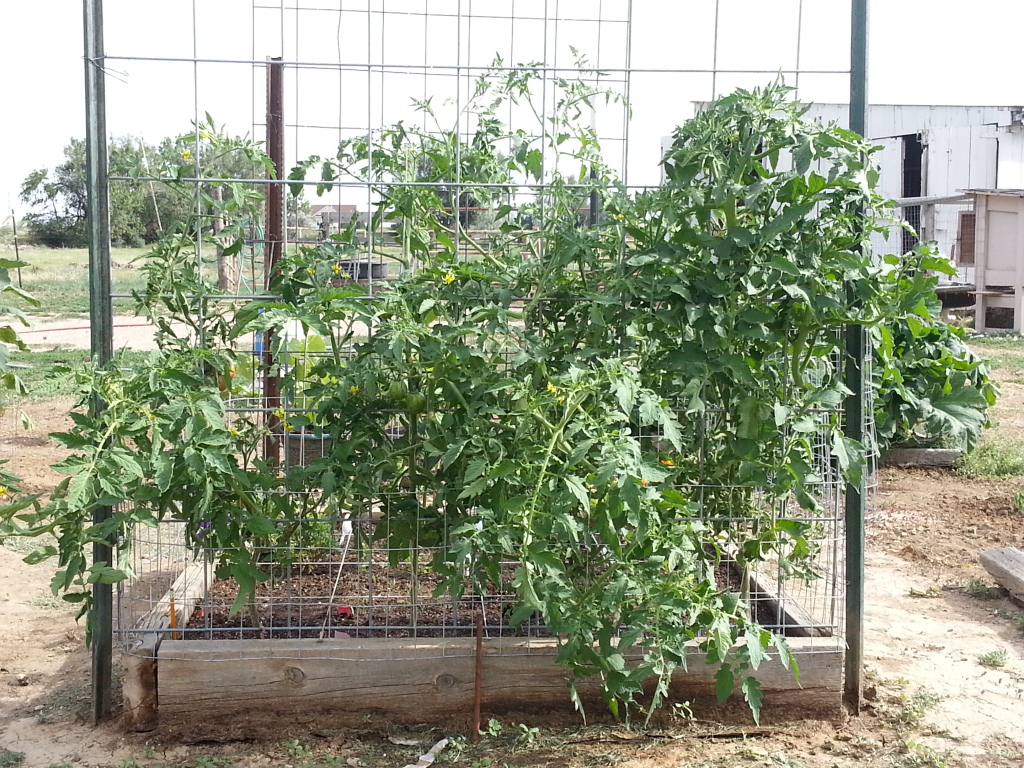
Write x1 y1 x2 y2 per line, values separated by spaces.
132 561 211 639
979 547 1024 602
747 572 833 638
153 636 842 737
882 448 964 468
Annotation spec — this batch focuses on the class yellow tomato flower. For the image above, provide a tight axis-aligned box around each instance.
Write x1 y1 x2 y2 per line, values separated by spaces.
640 479 650 486
272 408 285 419
283 422 294 433
660 458 675 466
228 428 240 436
442 269 457 284
331 264 342 275
349 385 360 396
0 486 7 498
546 382 558 393
182 149 192 161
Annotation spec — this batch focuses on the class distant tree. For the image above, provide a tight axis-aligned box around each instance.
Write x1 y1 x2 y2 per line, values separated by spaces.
20 140 88 247
21 138 152 248
21 122 271 250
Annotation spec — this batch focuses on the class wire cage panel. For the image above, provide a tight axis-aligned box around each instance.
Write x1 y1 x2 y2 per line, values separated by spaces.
93 0 870 729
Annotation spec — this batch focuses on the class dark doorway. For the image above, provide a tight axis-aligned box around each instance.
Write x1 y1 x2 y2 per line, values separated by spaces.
902 133 924 254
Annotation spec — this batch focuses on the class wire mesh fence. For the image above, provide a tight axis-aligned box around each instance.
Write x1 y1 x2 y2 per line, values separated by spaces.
119 397 848 649
869 195 975 284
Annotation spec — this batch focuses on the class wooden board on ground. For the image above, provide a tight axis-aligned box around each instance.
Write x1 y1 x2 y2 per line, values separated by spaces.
154 636 842 738
882 448 963 468
979 547 1024 604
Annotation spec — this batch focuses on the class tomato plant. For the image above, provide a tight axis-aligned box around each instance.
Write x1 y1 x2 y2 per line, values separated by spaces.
1 255 40 407
0 70 995 724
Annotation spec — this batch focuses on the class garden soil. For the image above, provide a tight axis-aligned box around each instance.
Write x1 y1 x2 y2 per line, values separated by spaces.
1 379 1024 766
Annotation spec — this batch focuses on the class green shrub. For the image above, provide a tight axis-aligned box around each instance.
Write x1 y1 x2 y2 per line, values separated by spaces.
959 439 1024 478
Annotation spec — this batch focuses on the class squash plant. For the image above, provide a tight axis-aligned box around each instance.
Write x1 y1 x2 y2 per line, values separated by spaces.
0 71 987 724
874 316 996 451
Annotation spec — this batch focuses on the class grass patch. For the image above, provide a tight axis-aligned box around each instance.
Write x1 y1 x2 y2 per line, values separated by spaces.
14 246 150 318
893 740 951 768
3 346 151 401
892 688 941 734
978 649 1008 668
985 735 1024 761
0 749 25 768
25 594 68 610
969 334 1024 382
959 438 1024 478
966 578 1002 600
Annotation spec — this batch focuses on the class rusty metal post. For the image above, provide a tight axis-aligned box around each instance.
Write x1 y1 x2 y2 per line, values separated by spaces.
263 56 285 466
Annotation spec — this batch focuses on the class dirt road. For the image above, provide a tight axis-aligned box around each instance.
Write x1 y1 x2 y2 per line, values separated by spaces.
16 317 187 352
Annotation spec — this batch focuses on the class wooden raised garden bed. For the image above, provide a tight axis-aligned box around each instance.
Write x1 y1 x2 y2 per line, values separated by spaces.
120 560 844 736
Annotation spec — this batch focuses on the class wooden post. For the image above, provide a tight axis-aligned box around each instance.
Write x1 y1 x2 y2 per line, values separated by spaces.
472 613 483 741
974 193 988 332
844 0 869 715
83 0 115 723
212 185 237 292
263 56 285 466
122 638 158 732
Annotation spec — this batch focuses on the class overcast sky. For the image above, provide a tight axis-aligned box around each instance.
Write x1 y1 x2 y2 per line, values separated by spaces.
3 0 1023 216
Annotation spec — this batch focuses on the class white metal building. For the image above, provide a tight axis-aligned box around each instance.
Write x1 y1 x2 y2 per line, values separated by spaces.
805 104 1024 274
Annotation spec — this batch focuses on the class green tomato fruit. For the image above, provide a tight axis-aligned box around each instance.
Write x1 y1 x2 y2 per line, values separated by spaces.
387 380 409 400
404 392 427 415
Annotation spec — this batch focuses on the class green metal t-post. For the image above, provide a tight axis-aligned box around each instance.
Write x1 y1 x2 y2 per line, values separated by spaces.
844 0 869 715
84 0 115 723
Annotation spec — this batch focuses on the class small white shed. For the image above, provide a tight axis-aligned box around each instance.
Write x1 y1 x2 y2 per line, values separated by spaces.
971 189 1024 332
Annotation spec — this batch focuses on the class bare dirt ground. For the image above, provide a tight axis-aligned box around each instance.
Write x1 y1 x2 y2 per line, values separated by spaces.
2 375 1024 766
17 317 187 352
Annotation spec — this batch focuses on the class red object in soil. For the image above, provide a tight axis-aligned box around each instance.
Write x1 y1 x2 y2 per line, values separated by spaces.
333 631 351 640
336 605 354 616
194 608 204 619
